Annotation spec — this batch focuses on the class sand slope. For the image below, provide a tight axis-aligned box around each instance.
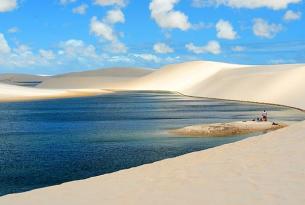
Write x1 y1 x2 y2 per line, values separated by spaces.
124 61 244 91
38 67 153 89
182 64 305 109
1 120 305 205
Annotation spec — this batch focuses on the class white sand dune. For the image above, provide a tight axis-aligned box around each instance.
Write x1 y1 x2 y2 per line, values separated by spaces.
182 64 305 109
124 61 245 91
0 83 110 102
1 61 305 205
0 73 49 86
38 67 153 89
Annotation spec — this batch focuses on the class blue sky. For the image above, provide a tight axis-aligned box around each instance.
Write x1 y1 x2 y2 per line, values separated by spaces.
0 0 304 74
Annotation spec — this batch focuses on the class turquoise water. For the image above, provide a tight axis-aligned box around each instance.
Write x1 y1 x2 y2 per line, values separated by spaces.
0 91 304 196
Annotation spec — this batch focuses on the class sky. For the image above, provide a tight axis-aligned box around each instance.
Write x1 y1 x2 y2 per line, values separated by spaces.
0 0 304 74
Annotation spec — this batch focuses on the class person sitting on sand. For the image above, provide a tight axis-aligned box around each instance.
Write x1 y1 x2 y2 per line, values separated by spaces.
262 110 268 121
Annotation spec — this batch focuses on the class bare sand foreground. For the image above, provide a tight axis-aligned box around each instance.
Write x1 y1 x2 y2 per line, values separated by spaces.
0 61 305 205
171 121 287 137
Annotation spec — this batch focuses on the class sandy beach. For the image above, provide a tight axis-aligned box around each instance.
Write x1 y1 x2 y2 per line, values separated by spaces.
171 121 287 137
0 61 305 205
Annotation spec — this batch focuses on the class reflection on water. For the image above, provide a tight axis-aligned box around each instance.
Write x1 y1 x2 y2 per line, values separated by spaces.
0 91 304 196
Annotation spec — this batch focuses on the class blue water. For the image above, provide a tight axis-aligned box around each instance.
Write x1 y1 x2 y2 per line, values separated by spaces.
0 91 304 196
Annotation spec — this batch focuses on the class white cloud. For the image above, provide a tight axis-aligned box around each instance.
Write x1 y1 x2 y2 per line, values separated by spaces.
106 41 128 53
0 0 17 12
7 26 19 33
283 10 302 21
90 8 127 53
149 0 191 31
59 0 76 5
216 19 237 40
253 18 282 39
59 39 98 58
39 49 55 60
104 9 125 24
190 0 301 10
231 46 245 52
94 0 126 7
72 4 88 15
134 54 161 63
90 16 116 41
0 33 11 53
186 41 221 54
153 43 174 54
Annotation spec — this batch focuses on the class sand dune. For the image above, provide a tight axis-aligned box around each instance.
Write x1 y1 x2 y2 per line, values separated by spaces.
124 61 245 91
0 83 110 102
182 64 305 109
171 121 287 137
0 73 49 86
38 67 153 89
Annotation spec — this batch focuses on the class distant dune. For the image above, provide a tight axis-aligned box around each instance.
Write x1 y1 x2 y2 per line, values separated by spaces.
38 67 153 89
0 83 110 102
2 61 305 109
0 73 49 87
1 61 305 109
124 61 245 91
182 64 305 109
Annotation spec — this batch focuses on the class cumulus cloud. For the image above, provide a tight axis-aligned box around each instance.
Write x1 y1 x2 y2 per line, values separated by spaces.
59 0 76 5
39 49 55 60
186 41 221 54
59 39 98 58
94 0 126 7
253 18 282 39
0 0 17 12
190 0 301 10
283 10 302 21
90 16 116 41
90 9 127 53
0 41 55 68
104 9 125 24
149 0 191 31
107 41 128 53
72 4 88 15
216 19 237 40
153 43 174 54
0 33 11 53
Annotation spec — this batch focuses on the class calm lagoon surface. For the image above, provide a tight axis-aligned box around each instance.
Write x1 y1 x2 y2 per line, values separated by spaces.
0 91 304 196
